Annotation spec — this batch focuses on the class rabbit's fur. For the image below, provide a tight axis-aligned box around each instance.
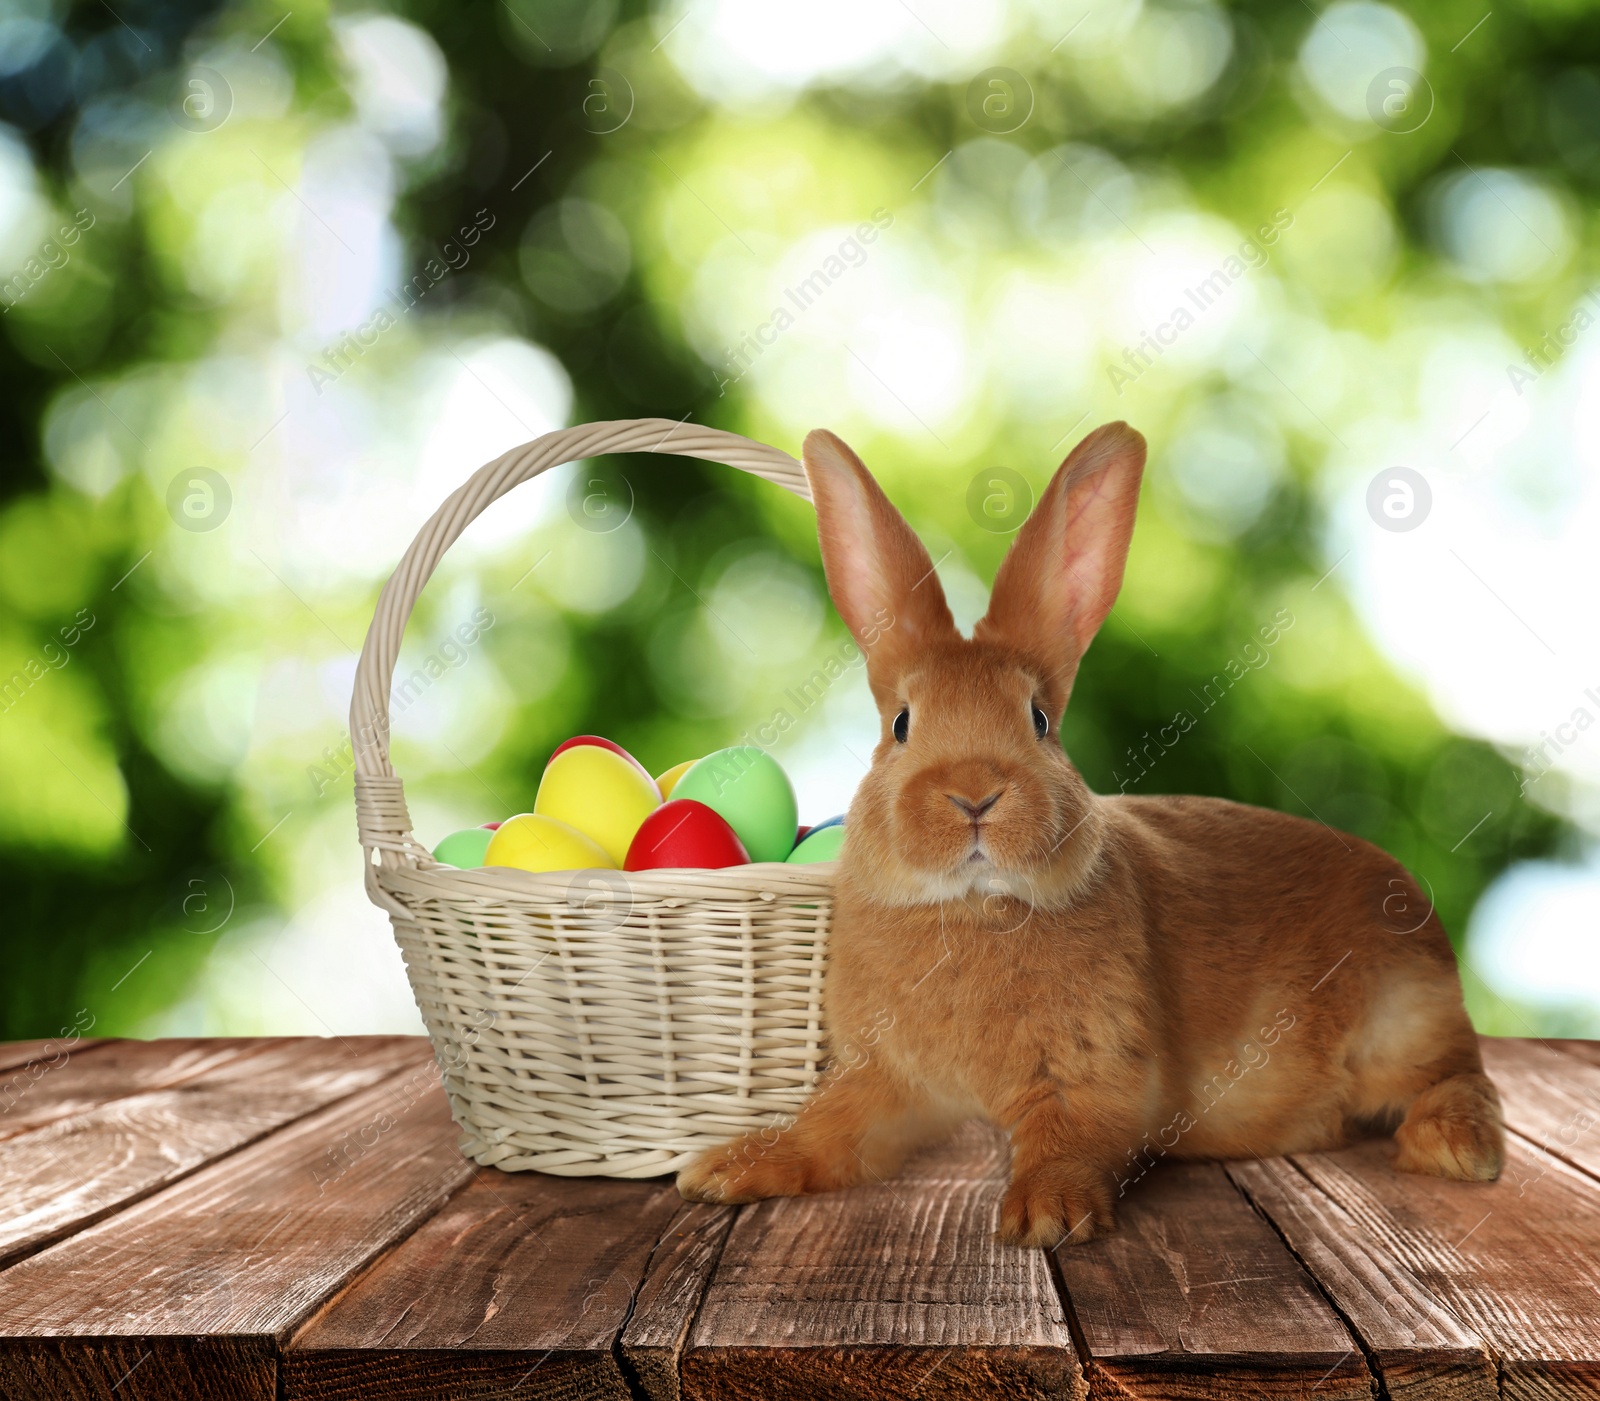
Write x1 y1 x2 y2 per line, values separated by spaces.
677 422 1503 1247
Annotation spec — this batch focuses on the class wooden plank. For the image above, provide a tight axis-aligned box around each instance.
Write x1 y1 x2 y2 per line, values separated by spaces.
1480 1037 1600 1184
1289 1135 1600 1400
0 1036 425 1268
1054 1158 1370 1400
284 1172 696 1401
0 1037 258 1141
1226 1157 1498 1400
682 1121 1085 1401
0 1044 468 1401
0 1036 105 1078
0 1336 277 1399
1543 1036 1600 1070
623 1202 737 1401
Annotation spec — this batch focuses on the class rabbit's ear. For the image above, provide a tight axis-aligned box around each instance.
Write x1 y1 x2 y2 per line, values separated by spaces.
975 421 1146 706
802 429 958 688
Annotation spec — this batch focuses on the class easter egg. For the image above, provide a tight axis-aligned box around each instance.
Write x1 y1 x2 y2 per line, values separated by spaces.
535 744 661 865
787 824 846 863
671 746 797 865
485 813 614 873
480 821 503 830
654 759 695 800
808 814 845 834
794 825 811 846
547 735 657 790
625 799 750 871
433 827 495 869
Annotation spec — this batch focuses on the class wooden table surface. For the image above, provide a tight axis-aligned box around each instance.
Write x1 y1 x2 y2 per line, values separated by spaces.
0 1035 1595 1400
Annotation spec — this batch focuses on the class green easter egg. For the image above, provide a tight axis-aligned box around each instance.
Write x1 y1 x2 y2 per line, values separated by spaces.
786 824 845 863
672 746 797 865
433 827 495 869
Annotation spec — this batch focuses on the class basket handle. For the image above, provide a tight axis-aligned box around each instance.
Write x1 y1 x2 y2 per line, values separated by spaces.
349 418 811 898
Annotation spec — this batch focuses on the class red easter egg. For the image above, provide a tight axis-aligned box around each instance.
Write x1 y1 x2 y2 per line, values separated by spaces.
547 735 658 793
794 825 811 847
480 821 503 830
625 799 750 871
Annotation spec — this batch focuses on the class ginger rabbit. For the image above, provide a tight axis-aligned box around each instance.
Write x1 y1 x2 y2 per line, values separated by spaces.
677 422 1503 1247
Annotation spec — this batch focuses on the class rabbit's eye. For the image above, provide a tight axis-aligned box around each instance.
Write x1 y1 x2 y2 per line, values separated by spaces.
893 708 910 742
1032 704 1049 739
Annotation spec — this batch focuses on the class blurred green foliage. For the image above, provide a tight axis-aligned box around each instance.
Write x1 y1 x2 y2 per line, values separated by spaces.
0 0 1591 1040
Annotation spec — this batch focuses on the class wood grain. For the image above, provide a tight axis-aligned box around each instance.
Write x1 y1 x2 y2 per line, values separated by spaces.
1547 1038 1600 1070
682 1121 1085 1401
0 1043 465 1401
0 1035 1592 1399
0 1036 425 1268
1290 1135 1600 1400
0 1036 104 1077
1481 1036 1600 1184
623 1202 737 1401
0 1036 255 1141
284 1170 691 1401
1226 1156 1497 1401
1054 1158 1371 1400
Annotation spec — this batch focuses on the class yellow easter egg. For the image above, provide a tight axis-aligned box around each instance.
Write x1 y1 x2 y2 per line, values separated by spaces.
535 744 660 865
484 813 614 873
654 759 695 800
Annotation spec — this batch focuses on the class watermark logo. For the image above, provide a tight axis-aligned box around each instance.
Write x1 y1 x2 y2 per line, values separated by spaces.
0 210 96 312
1366 67 1433 134
170 67 233 133
1113 609 1295 793
1365 466 1431 533
1517 681 1600 796
1108 209 1293 395
0 1010 94 1116
167 468 233 532
979 876 1037 935
0 607 95 716
966 68 1033 134
565 868 634 932
566 466 635 534
780 624 880 718
180 871 236 936
1378 872 1436 936
307 211 495 396
1506 289 1600 394
581 69 633 134
966 467 1033 533
1115 1008 1296 1197
715 211 894 394
309 607 495 797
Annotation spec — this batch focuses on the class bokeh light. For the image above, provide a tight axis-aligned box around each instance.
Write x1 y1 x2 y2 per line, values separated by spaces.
1 0 1597 1044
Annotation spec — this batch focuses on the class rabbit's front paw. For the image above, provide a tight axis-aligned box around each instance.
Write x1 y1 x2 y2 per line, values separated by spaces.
676 1134 808 1204
999 1162 1115 1248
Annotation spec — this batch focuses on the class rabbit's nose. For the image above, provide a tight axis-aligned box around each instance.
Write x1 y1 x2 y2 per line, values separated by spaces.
947 790 1002 820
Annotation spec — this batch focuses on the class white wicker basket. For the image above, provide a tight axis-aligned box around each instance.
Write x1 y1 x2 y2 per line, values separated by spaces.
350 420 834 1178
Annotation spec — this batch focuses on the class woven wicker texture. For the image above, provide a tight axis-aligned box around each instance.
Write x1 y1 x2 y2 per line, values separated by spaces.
351 420 834 1176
